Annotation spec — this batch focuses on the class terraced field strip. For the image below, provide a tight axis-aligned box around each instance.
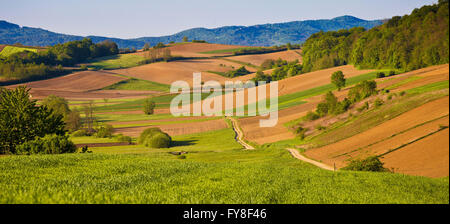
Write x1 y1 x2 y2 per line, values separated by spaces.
304 96 449 168
287 148 334 171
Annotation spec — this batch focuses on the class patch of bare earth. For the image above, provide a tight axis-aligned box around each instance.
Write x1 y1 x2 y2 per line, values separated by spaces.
114 118 228 137
304 96 449 177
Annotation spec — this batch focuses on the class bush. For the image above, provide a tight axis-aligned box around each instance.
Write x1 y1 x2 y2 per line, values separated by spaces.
348 80 377 103
376 72 386 78
71 129 88 137
143 132 171 148
115 134 132 144
357 102 369 112
388 70 396 76
16 134 76 155
305 111 320 121
139 127 163 144
294 126 308 140
342 156 390 172
138 127 172 148
96 124 114 138
315 125 326 131
373 98 384 108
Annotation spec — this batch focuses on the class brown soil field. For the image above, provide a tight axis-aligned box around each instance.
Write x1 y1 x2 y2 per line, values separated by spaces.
0 45 5 52
133 43 249 58
111 58 258 86
10 71 126 92
28 89 157 100
114 118 228 137
6 71 159 100
209 66 371 144
331 116 448 165
378 64 449 90
239 102 317 144
304 96 449 174
381 128 449 178
227 50 302 66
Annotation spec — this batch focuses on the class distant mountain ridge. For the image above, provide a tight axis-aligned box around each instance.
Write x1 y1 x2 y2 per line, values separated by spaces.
0 16 383 48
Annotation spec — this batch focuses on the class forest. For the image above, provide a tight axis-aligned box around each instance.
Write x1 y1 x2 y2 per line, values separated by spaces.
301 0 449 72
0 38 118 82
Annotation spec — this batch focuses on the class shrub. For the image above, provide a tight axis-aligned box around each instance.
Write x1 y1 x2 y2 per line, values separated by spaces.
315 102 329 117
373 98 384 108
96 124 114 138
16 134 76 155
399 91 406 96
342 156 390 172
376 72 385 78
143 132 171 148
115 134 132 144
305 111 320 121
357 102 370 112
138 127 172 148
348 80 377 103
71 129 88 137
388 70 396 76
294 126 308 140
315 125 326 131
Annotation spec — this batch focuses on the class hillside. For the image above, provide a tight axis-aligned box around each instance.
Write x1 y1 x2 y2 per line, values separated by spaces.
301 0 449 72
0 16 382 48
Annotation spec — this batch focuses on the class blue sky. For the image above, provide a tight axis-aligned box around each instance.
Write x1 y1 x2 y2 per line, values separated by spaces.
1 0 437 39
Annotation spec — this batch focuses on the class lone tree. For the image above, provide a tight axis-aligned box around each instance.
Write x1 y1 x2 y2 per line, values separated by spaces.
143 98 156 115
0 86 66 154
182 36 189 42
331 70 346 91
143 43 150 51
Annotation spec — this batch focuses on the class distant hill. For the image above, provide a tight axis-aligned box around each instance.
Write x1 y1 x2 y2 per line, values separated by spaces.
0 16 382 48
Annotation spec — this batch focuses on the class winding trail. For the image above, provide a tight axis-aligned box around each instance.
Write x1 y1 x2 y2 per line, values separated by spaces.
287 148 335 171
227 117 254 150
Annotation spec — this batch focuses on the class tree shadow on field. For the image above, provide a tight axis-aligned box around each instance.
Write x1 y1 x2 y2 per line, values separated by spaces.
171 139 198 147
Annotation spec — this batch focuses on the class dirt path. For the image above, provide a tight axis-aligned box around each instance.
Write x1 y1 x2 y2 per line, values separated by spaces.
227 117 254 150
287 148 335 171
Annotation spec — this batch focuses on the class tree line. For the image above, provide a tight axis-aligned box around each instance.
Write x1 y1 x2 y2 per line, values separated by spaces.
1 38 119 82
301 0 449 73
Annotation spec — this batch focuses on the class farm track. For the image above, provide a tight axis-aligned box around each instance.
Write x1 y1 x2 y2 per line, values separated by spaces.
227 117 254 150
286 148 335 171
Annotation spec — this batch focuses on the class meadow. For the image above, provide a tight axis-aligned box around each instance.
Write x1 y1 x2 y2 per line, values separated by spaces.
87 54 146 70
0 45 37 57
0 127 448 204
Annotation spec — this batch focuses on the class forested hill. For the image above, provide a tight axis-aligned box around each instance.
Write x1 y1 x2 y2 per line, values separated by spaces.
0 16 382 48
301 0 449 73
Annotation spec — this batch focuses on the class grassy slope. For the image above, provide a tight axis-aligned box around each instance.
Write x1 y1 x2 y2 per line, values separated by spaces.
0 127 448 204
102 78 170 92
0 46 37 57
87 54 146 70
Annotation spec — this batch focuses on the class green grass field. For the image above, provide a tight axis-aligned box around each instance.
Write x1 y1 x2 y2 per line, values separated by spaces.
0 46 38 57
103 78 170 92
1 62 448 204
87 54 146 70
0 127 448 204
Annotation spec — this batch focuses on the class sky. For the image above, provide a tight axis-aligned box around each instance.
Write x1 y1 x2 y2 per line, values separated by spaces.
1 0 438 39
